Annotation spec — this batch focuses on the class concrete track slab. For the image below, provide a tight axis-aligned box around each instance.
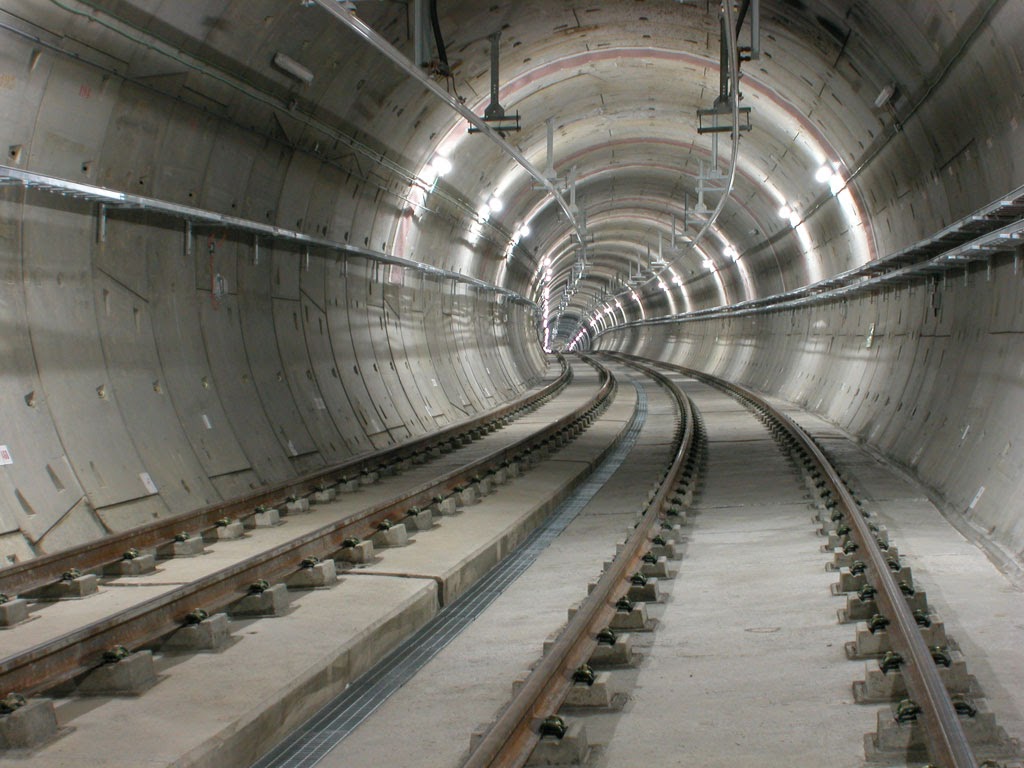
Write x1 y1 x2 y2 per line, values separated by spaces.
0 576 438 768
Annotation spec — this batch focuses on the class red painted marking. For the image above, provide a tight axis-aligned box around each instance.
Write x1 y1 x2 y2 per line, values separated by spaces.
79 84 92 99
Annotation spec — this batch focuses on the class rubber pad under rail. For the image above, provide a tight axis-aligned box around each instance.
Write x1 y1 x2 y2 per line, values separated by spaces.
253 381 650 768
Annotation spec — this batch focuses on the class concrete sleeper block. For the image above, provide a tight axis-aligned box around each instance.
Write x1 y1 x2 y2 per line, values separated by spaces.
610 602 650 630
406 509 434 531
286 498 311 514
252 508 281 527
208 521 245 541
336 540 374 564
77 651 158 696
434 497 458 516
526 720 589 766
564 671 614 707
627 578 662 603
641 556 671 578
103 553 157 577
458 486 480 507
313 488 336 504
372 524 410 548
589 634 634 667
159 536 205 559
0 700 59 749
163 613 232 652
228 583 290 617
0 600 29 627
23 574 99 600
286 560 338 589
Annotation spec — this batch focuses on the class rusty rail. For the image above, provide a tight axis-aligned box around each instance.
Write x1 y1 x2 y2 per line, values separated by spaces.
0 357 612 699
611 352 978 768
0 358 572 599
462 356 696 768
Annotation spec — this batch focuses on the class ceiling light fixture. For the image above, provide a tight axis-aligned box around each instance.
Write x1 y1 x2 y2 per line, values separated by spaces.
272 52 314 85
431 156 453 176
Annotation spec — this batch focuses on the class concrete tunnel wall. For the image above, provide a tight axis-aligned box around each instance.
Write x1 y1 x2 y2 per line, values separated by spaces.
0 25 548 563
594 252 1024 566
587 0 1024 566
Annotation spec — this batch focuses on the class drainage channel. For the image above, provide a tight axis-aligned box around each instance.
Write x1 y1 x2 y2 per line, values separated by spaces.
252 379 650 768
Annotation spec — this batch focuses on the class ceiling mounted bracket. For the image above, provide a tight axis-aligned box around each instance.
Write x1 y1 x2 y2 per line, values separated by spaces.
697 102 752 134
468 32 521 137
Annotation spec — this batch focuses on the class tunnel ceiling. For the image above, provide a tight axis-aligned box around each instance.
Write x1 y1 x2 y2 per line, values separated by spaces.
11 0 1000 347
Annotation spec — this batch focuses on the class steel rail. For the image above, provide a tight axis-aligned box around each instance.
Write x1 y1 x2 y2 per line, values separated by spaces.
0 361 615 699
461 356 695 768
609 352 978 768
310 0 587 246
0 359 571 599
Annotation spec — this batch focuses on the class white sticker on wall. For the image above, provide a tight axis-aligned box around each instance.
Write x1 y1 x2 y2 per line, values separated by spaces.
201 414 213 430
313 397 326 411
0 445 12 466
140 472 158 494
431 379 438 387
287 440 298 456
968 485 986 510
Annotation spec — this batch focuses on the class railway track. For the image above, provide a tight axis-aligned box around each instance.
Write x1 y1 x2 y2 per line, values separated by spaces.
460 354 703 768
2 353 1019 768
0 356 616 708
602 352 1018 768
